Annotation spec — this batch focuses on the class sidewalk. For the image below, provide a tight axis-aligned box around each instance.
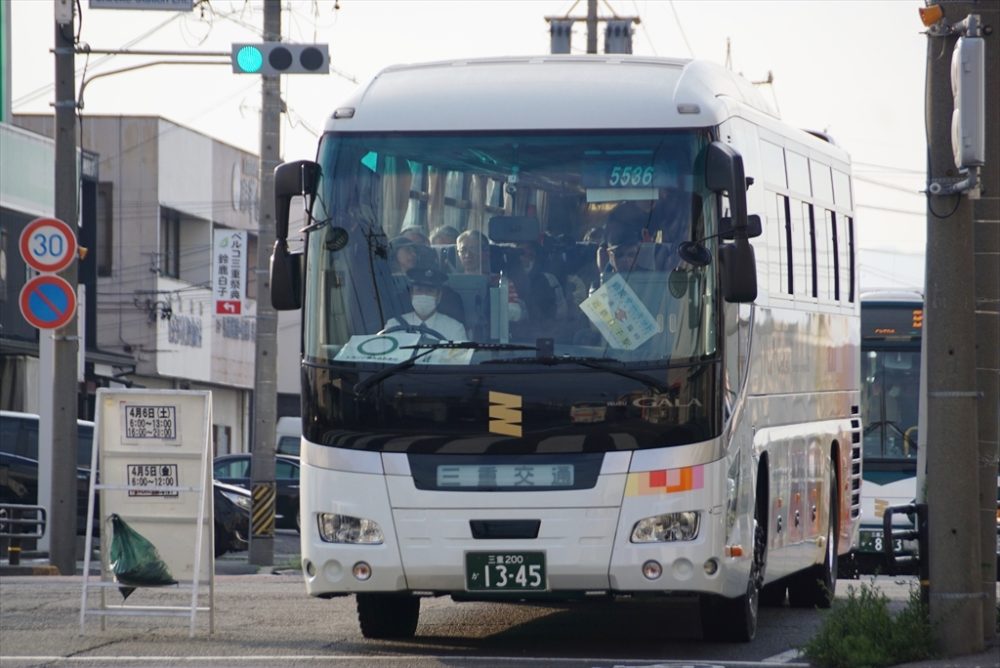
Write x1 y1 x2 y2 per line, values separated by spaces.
893 640 999 668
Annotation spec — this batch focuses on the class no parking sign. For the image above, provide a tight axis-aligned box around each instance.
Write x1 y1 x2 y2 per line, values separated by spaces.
19 274 77 330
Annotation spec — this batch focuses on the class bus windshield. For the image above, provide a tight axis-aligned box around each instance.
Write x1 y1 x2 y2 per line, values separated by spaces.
303 130 718 367
862 349 919 460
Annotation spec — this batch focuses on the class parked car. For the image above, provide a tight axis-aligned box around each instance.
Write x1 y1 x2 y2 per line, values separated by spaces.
0 410 249 557
213 481 250 557
213 453 300 531
275 416 301 456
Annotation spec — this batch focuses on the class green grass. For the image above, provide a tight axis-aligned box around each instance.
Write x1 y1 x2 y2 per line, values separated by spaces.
801 581 935 668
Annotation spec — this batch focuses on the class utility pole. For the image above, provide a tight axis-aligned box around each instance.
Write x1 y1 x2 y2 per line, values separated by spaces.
249 0 280 566
586 0 598 54
545 0 639 55
920 0 993 655
968 0 1000 646
50 0 79 575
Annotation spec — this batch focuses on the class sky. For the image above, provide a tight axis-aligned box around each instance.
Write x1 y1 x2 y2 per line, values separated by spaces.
8 0 929 289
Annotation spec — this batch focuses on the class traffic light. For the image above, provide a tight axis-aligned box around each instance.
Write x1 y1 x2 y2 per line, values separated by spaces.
231 43 329 75
949 33 984 169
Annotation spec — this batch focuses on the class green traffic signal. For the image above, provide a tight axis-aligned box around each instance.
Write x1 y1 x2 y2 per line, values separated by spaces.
235 45 264 73
231 43 329 75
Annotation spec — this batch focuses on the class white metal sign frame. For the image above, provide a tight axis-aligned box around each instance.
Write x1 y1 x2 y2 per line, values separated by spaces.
80 389 215 636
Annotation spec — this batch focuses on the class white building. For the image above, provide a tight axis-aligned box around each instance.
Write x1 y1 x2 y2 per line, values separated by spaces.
7 114 301 455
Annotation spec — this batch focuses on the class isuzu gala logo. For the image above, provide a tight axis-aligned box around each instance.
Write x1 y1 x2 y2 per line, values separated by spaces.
489 391 522 437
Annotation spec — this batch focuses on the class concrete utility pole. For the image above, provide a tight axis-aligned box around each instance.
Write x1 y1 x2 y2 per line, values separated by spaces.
968 0 1000 645
545 0 639 55
586 0 598 54
50 0 79 575
249 0 280 566
921 0 996 655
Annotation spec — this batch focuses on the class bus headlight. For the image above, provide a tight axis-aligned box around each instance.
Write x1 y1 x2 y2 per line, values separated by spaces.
630 511 700 542
317 513 384 544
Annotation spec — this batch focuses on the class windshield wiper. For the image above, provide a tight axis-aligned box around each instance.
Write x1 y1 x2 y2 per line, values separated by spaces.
480 355 671 393
352 341 537 398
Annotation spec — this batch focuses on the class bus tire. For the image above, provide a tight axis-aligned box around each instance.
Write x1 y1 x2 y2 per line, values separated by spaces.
788 467 838 608
356 593 420 639
702 509 765 642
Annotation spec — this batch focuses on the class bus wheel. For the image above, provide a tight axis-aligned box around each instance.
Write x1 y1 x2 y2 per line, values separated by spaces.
356 593 420 639
788 469 838 608
702 513 765 642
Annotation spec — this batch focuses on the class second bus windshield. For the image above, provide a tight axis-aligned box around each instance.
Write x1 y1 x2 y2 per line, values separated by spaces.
304 130 719 366
862 349 919 460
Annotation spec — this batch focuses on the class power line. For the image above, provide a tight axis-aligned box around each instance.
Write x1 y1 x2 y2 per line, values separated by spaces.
853 160 925 175
855 203 924 216
667 0 695 57
853 175 923 195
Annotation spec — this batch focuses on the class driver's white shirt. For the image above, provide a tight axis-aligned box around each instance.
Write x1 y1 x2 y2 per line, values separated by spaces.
387 311 468 342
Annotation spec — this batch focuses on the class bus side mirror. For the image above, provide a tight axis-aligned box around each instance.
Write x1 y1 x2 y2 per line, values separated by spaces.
270 240 302 310
719 214 763 240
720 238 757 303
271 160 316 311
706 142 748 229
274 160 319 241
707 142 757 303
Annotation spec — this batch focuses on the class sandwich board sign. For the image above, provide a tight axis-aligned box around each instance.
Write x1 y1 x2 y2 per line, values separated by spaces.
80 389 214 636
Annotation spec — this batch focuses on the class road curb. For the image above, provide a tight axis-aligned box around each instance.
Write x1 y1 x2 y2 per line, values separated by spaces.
0 563 61 576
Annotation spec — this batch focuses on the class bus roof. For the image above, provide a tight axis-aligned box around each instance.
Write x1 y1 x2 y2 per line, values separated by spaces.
860 290 924 304
325 56 780 133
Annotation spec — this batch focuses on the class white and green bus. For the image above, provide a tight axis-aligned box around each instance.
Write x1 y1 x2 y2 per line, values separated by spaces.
271 56 861 642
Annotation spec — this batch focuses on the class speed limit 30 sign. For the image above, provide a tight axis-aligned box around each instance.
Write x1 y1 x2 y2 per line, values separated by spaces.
19 217 78 273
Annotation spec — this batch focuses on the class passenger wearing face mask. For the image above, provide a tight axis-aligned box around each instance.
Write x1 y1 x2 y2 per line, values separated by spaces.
383 267 468 342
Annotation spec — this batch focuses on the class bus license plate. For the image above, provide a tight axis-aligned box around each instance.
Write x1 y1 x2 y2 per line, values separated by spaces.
859 528 905 554
465 552 546 591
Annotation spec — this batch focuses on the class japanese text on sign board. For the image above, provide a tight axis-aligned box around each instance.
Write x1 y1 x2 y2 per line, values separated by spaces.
126 464 179 496
212 230 247 314
124 405 177 440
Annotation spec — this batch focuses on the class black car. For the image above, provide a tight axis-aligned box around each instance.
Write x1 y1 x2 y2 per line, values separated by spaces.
213 481 250 557
0 411 250 557
213 454 301 531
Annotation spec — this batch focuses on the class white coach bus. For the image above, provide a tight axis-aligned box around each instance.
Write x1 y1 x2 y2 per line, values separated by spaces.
270 56 861 642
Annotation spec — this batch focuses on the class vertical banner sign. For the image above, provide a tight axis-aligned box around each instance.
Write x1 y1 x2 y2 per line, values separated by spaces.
212 230 247 315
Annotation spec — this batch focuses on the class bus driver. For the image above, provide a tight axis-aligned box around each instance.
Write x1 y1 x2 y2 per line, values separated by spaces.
381 267 468 342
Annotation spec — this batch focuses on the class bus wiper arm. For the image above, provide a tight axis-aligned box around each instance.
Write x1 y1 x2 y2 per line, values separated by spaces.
481 355 671 393
353 342 537 398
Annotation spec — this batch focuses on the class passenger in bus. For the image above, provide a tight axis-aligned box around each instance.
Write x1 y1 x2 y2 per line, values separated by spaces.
399 226 430 246
391 236 420 274
430 225 459 246
382 267 468 342
456 230 526 323
430 225 460 272
509 240 569 340
600 201 655 280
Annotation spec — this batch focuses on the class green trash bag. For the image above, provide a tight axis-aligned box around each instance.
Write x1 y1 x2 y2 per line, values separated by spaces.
108 513 177 600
